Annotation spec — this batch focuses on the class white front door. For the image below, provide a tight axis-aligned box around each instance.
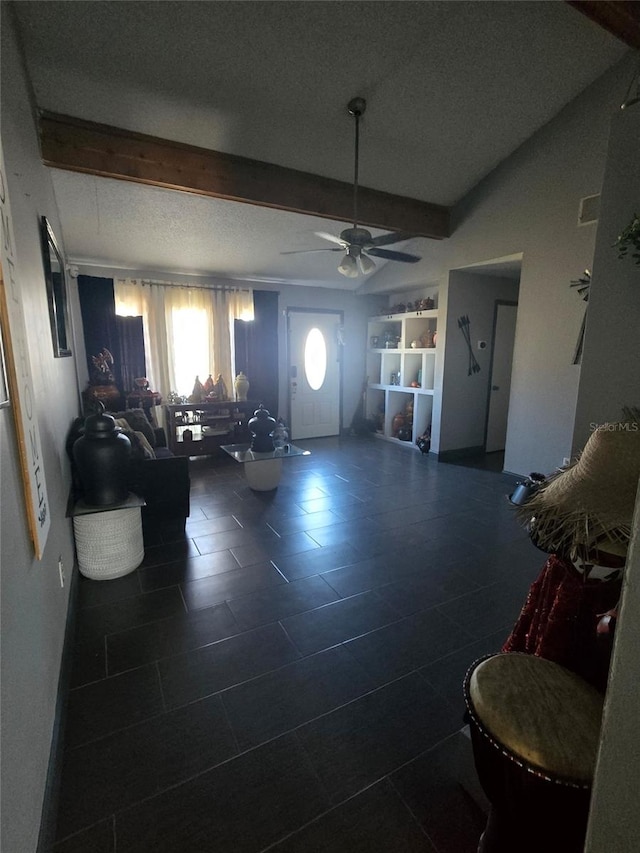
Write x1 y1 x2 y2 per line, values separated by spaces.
486 302 517 453
288 310 341 440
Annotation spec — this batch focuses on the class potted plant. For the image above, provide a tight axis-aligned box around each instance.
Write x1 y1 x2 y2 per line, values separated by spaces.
613 213 640 265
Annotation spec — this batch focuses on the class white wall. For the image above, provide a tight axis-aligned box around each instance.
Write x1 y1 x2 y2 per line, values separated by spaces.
1 10 81 852
439 272 519 454
365 53 637 476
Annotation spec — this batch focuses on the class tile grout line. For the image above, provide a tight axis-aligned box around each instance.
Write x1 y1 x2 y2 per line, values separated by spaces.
155 660 168 714
60 439 525 851
387 771 447 853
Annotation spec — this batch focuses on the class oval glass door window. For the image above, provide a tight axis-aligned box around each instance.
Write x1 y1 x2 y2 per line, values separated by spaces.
304 328 327 390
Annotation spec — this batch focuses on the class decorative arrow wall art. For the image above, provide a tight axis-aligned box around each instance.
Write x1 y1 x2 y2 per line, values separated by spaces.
458 315 481 376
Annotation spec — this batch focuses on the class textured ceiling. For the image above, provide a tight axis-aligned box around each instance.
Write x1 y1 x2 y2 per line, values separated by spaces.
13 1 629 289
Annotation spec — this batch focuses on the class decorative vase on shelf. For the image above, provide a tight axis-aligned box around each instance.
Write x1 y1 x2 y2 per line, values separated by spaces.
215 374 229 402
234 371 250 401
73 404 131 506
203 374 215 396
392 413 405 437
422 329 434 348
190 376 205 403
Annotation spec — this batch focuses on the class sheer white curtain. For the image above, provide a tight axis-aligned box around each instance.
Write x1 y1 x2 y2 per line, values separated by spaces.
114 279 254 399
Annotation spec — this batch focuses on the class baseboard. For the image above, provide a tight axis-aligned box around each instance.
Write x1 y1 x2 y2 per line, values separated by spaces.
436 445 485 463
37 563 80 853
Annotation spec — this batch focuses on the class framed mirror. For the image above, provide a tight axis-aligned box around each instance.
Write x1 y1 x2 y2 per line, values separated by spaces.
40 216 72 357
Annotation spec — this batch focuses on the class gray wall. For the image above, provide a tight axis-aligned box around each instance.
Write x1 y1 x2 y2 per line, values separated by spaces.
366 53 637 476
440 272 519 454
573 105 640 450
1 10 80 852
583 104 640 853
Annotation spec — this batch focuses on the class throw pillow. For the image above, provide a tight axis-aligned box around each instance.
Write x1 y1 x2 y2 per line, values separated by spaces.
111 408 156 447
133 430 156 460
114 419 155 460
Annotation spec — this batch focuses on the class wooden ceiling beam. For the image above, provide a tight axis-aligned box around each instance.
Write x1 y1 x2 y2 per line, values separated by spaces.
39 112 450 240
567 2 640 50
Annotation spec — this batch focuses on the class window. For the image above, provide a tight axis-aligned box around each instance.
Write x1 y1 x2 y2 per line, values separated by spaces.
115 280 253 399
304 327 327 391
170 305 210 397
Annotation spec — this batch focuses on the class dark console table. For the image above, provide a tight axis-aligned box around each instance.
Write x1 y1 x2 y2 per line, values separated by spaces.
165 401 257 457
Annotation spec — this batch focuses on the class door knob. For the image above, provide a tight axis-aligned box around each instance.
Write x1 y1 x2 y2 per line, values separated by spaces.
492 385 500 391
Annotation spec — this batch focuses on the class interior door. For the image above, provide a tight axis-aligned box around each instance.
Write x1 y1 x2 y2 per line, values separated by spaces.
288 310 341 440
485 302 517 453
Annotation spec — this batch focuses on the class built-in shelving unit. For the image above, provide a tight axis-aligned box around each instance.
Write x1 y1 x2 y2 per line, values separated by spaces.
366 308 438 448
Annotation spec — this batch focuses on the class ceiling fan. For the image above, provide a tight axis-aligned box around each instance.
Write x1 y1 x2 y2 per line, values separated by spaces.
282 97 421 278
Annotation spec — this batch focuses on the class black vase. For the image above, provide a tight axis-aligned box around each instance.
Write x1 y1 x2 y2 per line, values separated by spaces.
73 409 131 506
248 404 276 453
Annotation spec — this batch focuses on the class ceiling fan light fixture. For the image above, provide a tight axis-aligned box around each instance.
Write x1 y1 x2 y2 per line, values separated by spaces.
358 253 376 275
281 94 421 273
338 252 358 278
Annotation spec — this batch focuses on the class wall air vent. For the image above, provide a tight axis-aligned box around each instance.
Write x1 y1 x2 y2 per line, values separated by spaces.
578 194 600 227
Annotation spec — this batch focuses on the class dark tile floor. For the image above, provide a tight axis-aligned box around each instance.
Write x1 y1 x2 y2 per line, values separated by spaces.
53 436 544 853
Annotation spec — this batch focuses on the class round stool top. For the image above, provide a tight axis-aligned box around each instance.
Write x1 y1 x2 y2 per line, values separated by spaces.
467 653 604 784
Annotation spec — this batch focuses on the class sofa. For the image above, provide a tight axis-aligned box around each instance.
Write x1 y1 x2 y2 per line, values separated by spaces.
67 408 190 530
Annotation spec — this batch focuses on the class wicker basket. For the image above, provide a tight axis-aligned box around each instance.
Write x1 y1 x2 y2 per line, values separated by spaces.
73 506 144 580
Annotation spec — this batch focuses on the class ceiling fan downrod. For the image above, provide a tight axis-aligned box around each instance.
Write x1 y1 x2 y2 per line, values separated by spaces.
348 97 366 230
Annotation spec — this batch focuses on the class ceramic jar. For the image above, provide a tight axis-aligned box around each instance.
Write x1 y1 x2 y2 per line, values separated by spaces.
422 329 434 348
248 404 276 452
73 407 131 506
392 413 405 437
234 371 250 401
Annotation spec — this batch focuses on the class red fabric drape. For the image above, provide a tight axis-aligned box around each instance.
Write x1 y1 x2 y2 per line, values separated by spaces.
502 553 622 692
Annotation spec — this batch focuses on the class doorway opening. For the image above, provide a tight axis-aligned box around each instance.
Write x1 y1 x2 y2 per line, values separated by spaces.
440 255 521 471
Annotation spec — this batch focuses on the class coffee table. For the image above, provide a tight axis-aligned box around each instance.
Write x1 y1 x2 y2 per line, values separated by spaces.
220 443 310 491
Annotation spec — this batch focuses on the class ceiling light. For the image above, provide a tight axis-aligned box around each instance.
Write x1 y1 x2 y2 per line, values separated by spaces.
358 254 376 275
338 252 358 278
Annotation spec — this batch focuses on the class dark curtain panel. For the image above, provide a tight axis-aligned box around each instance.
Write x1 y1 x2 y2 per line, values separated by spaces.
235 290 279 417
77 276 123 390
115 315 146 394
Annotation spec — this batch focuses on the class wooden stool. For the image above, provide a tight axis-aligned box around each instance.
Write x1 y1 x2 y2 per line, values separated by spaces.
463 653 604 853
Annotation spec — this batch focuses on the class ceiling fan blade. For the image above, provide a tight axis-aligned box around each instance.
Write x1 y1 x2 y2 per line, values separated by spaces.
280 247 344 255
367 247 421 263
367 231 416 248
314 231 348 247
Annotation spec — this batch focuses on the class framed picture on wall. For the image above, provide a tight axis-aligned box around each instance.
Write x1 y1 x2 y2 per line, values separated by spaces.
40 216 72 357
